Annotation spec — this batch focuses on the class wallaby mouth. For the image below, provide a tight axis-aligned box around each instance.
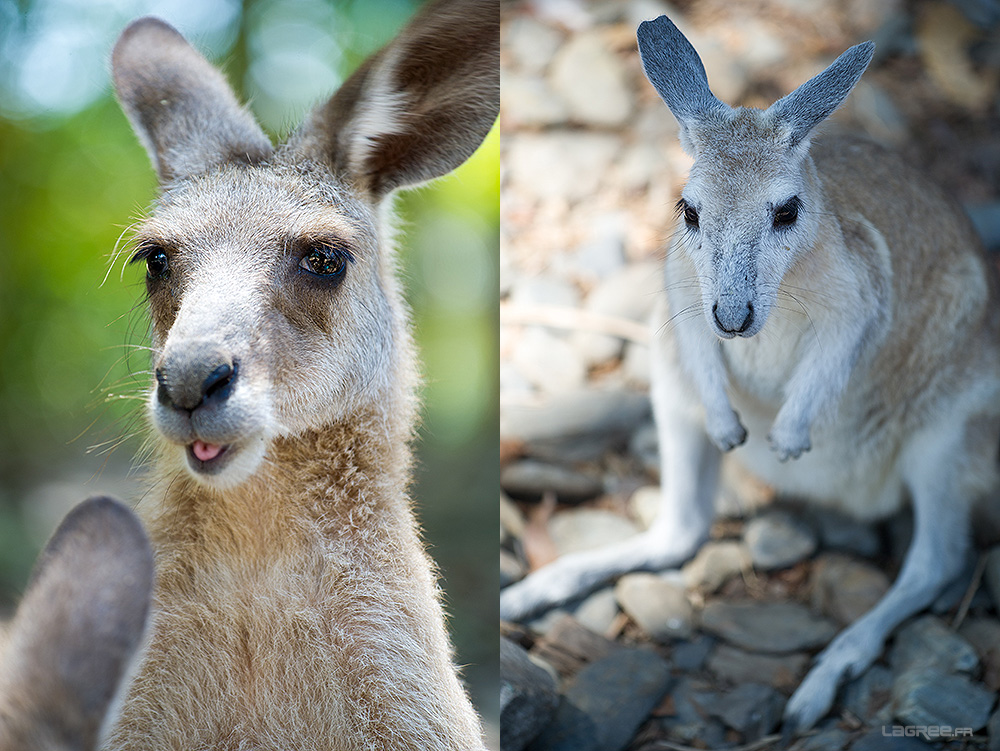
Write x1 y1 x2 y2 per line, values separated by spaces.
186 440 232 474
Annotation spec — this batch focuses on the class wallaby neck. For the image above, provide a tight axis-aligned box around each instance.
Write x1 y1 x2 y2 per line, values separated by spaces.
142 397 416 564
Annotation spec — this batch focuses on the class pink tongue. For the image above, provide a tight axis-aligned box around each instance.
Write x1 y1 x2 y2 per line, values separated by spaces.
192 441 223 462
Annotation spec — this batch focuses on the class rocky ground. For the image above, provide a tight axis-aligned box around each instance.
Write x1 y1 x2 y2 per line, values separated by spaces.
499 0 1000 749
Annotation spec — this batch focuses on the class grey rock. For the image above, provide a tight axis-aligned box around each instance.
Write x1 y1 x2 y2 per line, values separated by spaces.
810 553 890 626
503 14 563 75
706 644 809 689
889 615 978 675
958 617 1000 671
563 212 626 282
627 485 660 531
842 665 894 726
573 587 619 635
509 274 581 309
569 330 622 369
501 72 569 127
892 667 994 731
585 261 663 324
710 682 784 740
966 202 1000 252
501 387 651 446
501 638 559 751
527 648 672 751
744 510 817 570
700 601 837 654
850 729 934 750
661 677 726 745
622 341 651 389
501 459 603 504
849 81 908 146
628 424 659 479
683 540 750 593
549 31 631 127
616 141 672 192
549 508 639 557
510 327 587 394
793 727 851 751
989 707 1000 751
507 132 619 203
615 572 694 641
671 636 714 672
811 508 882 559
984 545 1000 614
501 549 526 589
932 551 983 613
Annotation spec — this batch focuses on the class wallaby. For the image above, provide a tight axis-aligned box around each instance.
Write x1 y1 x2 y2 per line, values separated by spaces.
500 14 1000 733
102 1 497 748
0 497 153 751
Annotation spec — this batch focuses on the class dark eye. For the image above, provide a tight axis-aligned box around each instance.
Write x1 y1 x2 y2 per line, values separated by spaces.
299 246 348 279
679 199 699 228
146 249 169 279
774 198 800 228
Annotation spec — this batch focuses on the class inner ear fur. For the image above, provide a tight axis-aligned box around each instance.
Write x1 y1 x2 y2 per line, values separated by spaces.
287 0 500 199
112 17 272 184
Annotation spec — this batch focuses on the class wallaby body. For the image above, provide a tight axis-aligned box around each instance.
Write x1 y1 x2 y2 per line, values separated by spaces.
0 497 153 751
500 16 1000 733
103 2 498 748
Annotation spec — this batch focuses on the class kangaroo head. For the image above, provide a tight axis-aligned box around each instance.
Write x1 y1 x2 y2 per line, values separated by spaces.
637 16 873 339
112 1 498 488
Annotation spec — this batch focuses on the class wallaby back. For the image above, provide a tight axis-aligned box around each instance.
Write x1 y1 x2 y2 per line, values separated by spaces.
0 497 153 751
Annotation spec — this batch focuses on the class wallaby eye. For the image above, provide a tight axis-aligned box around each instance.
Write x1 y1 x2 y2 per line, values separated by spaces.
299 246 349 279
773 198 801 228
146 249 169 279
679 199 699 229
129 242 170 281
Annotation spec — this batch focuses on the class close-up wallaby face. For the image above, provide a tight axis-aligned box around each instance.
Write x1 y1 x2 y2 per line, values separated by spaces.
677 111 821 338
133 165 393 487
640 20 874 339
113 8 492 490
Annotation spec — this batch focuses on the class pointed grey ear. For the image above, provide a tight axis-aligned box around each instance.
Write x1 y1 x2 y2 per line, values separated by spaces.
636 15 729 129
286 0 499 200
0 497 153 750
766 42 875 148
112 17 272 183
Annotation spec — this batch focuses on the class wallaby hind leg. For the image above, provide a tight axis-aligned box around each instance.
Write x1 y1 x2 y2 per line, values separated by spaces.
500 308 719 622
783 426 973 732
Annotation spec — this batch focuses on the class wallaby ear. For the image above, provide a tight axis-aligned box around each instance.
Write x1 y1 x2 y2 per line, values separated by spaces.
0 497 153 751
112 17 272 184
637 15 729 136
766 42 875 148
287 0 499 199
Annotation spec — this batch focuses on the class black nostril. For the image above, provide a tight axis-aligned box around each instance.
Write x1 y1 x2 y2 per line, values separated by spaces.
155 368 171 407
712 302 722 329
202 361 237 404
738 302 754 334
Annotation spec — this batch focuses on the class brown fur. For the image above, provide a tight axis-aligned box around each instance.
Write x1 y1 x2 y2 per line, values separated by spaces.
104 1 497 748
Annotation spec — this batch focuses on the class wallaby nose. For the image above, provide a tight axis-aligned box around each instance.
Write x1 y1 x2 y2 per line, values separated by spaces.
156 347 238 412
712 301 754 335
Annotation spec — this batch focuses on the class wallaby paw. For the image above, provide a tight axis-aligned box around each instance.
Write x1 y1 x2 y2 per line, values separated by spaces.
706 411 747 452
782 629 880 735
767 422 811 462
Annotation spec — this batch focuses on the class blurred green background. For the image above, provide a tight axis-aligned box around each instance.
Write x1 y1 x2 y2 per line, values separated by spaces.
0 0 498 728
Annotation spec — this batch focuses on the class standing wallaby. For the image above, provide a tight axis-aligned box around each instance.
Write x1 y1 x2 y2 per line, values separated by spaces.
0 497 153 751
500 15 1000 733
104 1 497 748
